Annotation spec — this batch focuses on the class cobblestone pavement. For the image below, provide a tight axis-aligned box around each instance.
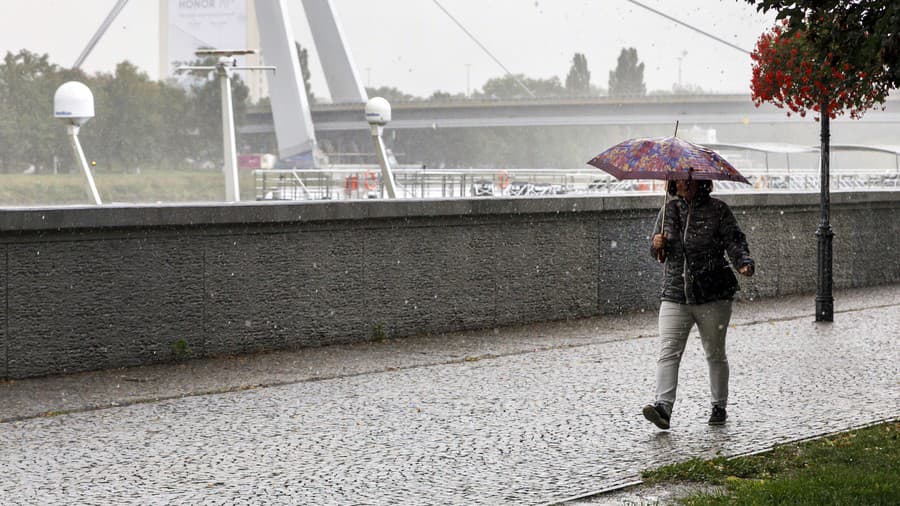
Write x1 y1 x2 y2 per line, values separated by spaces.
1 286 898 505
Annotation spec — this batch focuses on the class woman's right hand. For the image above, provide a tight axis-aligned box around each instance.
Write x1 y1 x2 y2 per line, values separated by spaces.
653 233 667 262
652 233 667 250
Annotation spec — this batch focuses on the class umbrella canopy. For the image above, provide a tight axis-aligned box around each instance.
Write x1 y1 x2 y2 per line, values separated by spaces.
587 136 750 184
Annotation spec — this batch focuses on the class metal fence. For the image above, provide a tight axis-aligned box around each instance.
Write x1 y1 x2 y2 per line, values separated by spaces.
254 166 900 201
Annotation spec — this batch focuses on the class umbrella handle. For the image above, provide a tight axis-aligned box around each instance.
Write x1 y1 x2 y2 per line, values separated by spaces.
660 177 668 236
660 118 675 240
657 178 668 263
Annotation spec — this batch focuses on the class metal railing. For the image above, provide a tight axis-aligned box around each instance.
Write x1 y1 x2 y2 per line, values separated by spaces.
254 166 900 201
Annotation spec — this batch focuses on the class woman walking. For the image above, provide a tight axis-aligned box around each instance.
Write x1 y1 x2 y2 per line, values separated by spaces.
643 178 755 429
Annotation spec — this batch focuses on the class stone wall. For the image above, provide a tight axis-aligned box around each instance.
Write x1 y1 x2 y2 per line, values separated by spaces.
2 191 898 379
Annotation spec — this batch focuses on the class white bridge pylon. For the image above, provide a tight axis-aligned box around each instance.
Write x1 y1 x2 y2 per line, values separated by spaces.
74 0 368 164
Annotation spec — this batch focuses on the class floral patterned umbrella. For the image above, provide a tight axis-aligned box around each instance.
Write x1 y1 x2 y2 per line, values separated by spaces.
586 136 750 184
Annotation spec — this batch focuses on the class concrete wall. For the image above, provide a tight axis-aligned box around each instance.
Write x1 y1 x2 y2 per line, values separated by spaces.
1 191 899 379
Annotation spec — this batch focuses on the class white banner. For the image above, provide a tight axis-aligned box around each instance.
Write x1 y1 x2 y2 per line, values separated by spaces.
166 0 248 72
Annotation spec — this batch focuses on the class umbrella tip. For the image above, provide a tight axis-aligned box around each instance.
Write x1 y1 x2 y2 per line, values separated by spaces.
674 120 679 137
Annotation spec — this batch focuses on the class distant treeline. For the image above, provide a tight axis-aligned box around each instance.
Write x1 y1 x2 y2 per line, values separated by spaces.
0 47 699 173
0 50 248 174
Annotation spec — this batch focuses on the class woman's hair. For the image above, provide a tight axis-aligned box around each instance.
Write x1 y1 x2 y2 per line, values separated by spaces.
667 180 677 196
697 180 713 195
667 179 714 197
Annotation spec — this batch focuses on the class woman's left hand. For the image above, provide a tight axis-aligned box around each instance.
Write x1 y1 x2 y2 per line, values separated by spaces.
739 264 754 277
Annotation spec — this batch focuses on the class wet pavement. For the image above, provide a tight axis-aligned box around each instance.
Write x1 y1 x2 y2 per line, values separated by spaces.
1 284 898 505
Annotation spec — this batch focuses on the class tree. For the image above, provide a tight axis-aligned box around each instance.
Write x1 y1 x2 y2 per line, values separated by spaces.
750 19 894 322
0 50 75 173
477 74 565 99
365 86 418 102
85 62 192 171
742 0 899 89
751 22 891 119
565 53 591 95
608 48 646 97
428 90 467 101
180 54 251 165
649 83 706 96
294 42 315 105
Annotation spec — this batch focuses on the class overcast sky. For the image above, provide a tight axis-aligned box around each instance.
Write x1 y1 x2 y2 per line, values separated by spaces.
1 0 776 101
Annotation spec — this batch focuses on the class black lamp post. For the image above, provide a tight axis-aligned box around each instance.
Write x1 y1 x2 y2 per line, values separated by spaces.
815 102 834 322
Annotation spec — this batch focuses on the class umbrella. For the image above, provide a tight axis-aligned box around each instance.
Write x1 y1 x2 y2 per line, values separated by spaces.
587 131 749 261
586 135 749 184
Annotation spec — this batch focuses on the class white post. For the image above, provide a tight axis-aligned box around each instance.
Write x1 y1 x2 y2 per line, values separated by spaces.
219 61 240 202
365 97 397 198
175 53 274 203
371 124 397 198
68 125 102 205
54 81 99 204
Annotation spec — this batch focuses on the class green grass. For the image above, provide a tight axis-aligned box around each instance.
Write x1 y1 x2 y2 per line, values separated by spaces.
0 170 258 206
642 421 900 505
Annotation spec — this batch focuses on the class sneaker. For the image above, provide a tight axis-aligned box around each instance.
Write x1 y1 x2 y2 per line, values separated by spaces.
708 405 727 425
642 403 671 430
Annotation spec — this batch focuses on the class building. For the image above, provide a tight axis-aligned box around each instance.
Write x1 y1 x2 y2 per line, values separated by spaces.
158 0 267 102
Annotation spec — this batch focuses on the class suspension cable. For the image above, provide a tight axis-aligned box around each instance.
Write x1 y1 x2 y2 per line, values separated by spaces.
431 0 536 98
624 0 751 54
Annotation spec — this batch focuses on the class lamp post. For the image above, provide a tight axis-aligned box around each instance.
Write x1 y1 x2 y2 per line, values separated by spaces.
54 81 101 205
815 104 834 322
465 63 471 97
365 97 398 198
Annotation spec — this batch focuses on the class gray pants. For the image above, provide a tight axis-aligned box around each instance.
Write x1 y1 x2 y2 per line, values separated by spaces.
655 299 732 412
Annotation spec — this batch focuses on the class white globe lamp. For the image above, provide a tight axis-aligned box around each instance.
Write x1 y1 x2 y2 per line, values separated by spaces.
54 81 101 204
365 97 397 198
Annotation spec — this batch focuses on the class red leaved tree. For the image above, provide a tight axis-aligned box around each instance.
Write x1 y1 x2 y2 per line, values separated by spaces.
750 21 891 120
750 20 892 322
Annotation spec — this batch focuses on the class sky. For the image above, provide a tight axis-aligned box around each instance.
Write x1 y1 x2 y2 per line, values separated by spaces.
0 0 777 101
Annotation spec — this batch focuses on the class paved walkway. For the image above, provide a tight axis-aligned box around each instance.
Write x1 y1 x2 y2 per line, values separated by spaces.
1 285 898 505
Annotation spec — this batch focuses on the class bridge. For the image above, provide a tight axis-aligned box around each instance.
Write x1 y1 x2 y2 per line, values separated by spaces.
242 94 900 134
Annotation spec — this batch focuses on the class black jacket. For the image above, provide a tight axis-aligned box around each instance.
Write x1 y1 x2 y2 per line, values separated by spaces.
651 194 754 304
